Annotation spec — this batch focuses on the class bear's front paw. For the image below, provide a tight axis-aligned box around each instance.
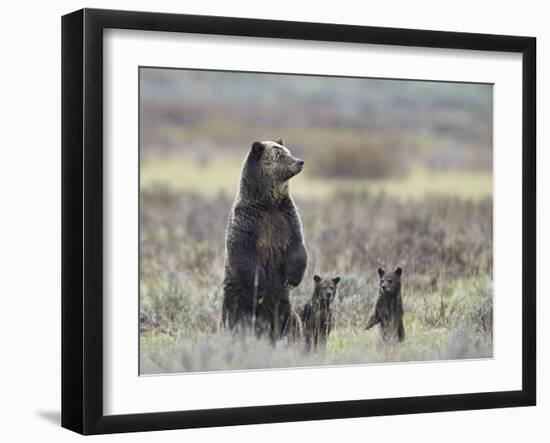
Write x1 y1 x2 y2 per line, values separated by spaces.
284 281 295 291
285 272 304 288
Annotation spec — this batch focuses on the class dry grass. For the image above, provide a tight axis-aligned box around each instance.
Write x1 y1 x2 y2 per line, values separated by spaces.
140 181 493 374
138 70 493 374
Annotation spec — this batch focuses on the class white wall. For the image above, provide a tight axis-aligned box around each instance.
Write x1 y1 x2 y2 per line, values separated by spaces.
0 0 545 441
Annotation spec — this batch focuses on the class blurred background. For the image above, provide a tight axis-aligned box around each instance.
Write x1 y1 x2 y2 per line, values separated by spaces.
139 68 493 374
140 69 492 197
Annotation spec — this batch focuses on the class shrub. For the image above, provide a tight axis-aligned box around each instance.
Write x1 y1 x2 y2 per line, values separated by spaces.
308 140 403 179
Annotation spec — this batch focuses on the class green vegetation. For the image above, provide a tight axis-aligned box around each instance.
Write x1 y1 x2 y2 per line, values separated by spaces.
140 183 493 374
141 155 492 200
141 275 492 374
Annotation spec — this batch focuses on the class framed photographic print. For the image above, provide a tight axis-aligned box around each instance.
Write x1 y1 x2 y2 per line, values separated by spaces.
61 8 536 435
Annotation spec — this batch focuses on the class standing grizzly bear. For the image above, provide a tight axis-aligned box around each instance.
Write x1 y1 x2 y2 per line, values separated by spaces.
301 275 340 352
221 140 307 341
365 267 405 342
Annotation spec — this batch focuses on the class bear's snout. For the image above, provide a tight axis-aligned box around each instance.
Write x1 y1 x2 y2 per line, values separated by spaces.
296 159 305 171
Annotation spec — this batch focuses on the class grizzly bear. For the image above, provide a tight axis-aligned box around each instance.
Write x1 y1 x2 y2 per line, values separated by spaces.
365 267 405 342
301 275 340 352
221 140 308 341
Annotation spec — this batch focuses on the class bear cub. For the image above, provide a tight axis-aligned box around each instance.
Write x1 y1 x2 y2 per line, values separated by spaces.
365 267 405 342
301 275 340 351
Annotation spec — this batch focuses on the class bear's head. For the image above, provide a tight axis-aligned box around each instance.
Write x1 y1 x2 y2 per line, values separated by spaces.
313 274 340 304
378 267 402 295
240 139 304 202
251 139 304 182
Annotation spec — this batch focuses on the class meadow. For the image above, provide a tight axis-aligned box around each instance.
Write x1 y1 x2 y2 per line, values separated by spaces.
139 68 493 374
139 157 493 374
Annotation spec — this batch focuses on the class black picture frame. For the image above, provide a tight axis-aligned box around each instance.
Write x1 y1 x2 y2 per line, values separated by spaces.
61 8 536 435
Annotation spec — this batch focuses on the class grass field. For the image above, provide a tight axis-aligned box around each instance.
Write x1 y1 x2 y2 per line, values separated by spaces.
141 155 493 200
139 156 493 374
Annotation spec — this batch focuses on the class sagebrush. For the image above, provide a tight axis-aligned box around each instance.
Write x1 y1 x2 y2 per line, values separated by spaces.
140 186 492 373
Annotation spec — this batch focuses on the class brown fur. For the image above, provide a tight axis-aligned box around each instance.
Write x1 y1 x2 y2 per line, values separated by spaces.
222 140 307 341
365 267 405 342
257 211 290 267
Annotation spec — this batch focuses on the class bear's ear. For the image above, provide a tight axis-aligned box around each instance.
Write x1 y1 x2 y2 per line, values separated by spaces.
332 277 341 285
277 138 285 146
378 268 385 277
395 267 402 276
251 141 265 156
313 275 321 283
